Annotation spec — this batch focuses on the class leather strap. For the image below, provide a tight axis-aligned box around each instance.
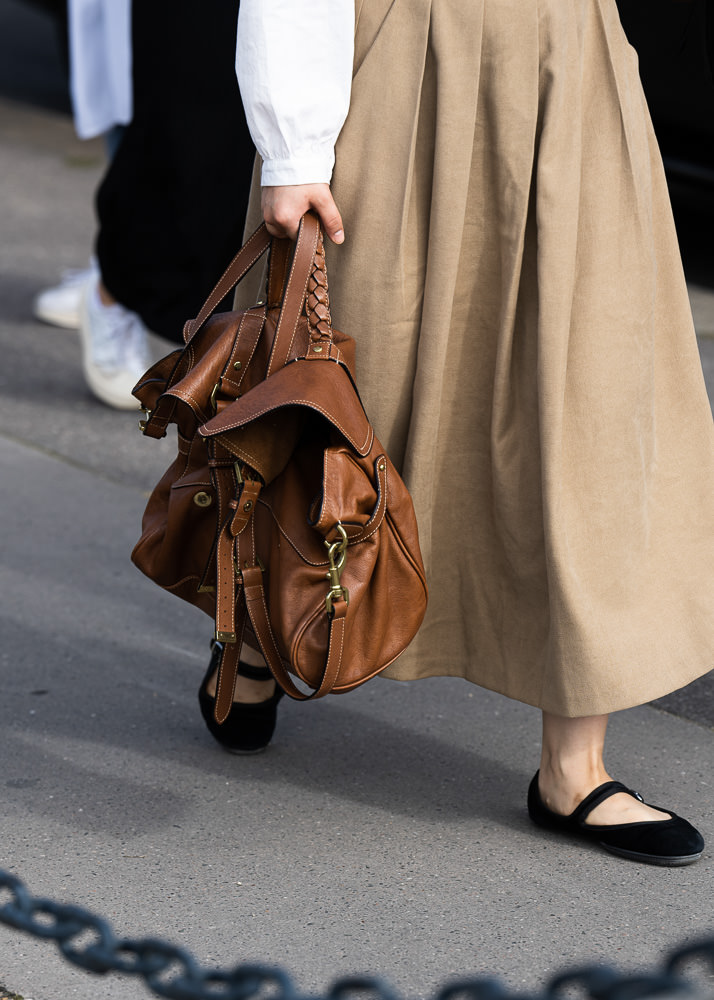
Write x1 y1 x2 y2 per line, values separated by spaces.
183 224 272 343
211 467 262 723
241 563 349 701
141 227 272 438
211 450 239 644
267 237 292 308
184 213 324 350
143 214 326 439
214 606 247 724
267 212 324 376
212 461 263 646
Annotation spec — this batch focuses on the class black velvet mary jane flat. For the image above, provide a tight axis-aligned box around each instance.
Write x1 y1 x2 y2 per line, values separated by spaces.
527 771 704 866
198 641 284 755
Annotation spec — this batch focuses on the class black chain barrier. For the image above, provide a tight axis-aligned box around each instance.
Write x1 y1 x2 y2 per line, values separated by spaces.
1 869 714 1000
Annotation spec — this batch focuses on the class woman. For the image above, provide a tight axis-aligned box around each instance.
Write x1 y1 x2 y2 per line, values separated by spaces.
199 0 714 866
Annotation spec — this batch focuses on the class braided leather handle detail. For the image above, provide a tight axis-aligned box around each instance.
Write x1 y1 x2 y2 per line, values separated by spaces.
181 212 329 353
267 212 323 375
306 229 333 344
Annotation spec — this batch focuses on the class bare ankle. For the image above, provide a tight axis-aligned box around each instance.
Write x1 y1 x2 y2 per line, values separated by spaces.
538 758 610 814
539 711 611 813
97 281 116 307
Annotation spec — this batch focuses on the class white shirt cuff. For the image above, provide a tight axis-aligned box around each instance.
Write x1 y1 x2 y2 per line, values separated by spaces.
261 149 336 186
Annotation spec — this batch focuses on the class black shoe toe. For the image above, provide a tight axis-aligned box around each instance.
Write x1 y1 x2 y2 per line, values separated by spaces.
527 771 704 866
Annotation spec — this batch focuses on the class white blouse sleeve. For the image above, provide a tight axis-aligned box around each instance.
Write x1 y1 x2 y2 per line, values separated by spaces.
236 0 354 186
68 0 132 139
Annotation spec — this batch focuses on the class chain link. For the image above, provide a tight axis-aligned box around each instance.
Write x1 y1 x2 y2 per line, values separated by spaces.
1 870 713 1000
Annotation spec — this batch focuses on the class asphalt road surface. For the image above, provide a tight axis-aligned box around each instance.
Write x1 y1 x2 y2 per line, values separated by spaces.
1 6 714 1000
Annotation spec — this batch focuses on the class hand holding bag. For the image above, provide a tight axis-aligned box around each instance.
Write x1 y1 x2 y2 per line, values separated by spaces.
131 213 428 719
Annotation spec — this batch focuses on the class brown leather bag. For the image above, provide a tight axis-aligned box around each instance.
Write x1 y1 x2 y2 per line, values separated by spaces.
132 212 428 717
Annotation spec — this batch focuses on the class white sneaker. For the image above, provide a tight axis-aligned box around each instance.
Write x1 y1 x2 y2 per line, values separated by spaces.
33 260 99 329
79 279 151 410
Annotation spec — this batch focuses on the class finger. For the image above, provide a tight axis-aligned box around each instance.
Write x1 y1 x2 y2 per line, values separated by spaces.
311 190 345 244
261 188 302 240
264 219 297 240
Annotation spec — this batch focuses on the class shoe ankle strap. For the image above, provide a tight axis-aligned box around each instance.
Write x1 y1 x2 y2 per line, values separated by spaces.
572 780 640 823
236 660 273 682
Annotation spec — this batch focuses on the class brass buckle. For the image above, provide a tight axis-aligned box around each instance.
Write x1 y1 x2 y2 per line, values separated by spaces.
325 523 349 614
210 380 221 415
234 552 265 580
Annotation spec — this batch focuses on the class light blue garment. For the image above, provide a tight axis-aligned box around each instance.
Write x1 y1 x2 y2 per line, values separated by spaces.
68 0 132 139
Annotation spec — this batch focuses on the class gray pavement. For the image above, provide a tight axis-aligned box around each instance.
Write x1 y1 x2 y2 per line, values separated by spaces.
2 90 714 1000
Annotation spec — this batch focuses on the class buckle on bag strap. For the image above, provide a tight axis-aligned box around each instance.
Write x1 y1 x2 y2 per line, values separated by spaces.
325 523 349 615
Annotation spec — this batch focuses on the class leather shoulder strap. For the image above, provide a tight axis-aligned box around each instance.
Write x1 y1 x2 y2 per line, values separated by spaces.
182 213 325 376
183 223 272 343
242 565 348 700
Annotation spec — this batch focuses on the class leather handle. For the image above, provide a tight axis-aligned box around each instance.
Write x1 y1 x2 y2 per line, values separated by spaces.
267 237 292 308
213 597 346 714
242 565 348 701
267 211 327 376
144 215 327 436
183 212 329 359
183 223 272 343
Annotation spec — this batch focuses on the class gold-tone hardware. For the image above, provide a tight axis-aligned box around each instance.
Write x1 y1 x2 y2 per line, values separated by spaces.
210 381 221 414
256 299 266 307
197 584 215 593
378 462 386 471
326 524 348 574
234 462 244 485
312 345 324 353
324 523 349 614
193 491 213 508
216 630 237 643
138 406 152 432
233 361 242 370
234 554 265 579
243 500 253 511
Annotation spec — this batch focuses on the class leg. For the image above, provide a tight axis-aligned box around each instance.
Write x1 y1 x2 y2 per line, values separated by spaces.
97 281 116 306
538 712 670 824
198 641 283 753
204 642 276 704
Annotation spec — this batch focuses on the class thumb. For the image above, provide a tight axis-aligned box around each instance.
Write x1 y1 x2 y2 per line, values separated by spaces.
312 189 345 245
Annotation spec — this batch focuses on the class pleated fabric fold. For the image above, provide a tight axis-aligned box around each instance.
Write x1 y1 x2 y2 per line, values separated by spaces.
242 0 714 716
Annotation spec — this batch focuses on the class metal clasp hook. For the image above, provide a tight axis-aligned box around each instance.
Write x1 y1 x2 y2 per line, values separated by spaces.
138 405 151 432
324 523 349 614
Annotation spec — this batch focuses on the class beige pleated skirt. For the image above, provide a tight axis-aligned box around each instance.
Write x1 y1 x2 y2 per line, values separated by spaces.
242 0 714 716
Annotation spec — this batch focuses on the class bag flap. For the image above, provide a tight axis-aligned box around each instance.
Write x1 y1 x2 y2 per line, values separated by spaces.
198 358 374 458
